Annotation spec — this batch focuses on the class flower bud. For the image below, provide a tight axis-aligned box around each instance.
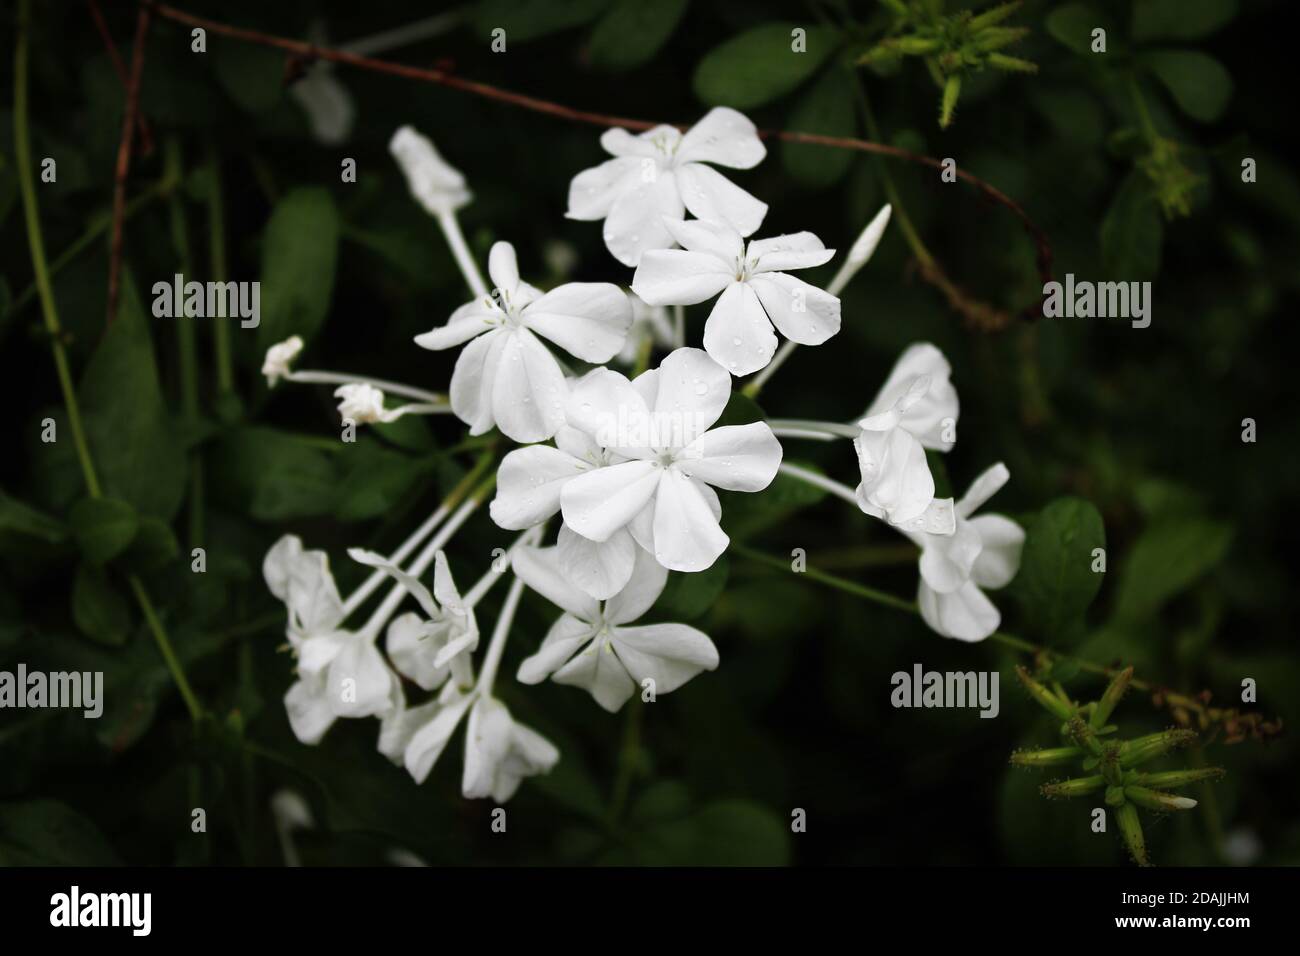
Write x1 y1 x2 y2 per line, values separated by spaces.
389 126 471 218
1040 775 1104 799
262 335 303 387
1125 785 1198 812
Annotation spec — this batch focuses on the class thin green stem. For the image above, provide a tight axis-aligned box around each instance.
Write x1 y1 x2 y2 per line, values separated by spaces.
167 139 205 548
732 544 917 613
206 141 233 394
129 575 202 722
1127 76 1158 145
609 698 643 823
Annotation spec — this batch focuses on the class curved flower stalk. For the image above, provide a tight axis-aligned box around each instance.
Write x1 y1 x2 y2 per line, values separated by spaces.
415 241 632 443
333 382 446 425
568 107 767 266
262 335 448 415
911 463 1024 642
632 218 841 376
513 545 718 711
560 347 783 573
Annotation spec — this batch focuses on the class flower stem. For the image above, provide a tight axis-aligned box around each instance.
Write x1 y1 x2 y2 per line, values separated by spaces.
777 462 860 508
436 210 488 298
475 574 526 694
342 502 452 615
768 418 859 439
463 526 544 609
672 304 685 349
286 369 445 404
129 575 202 722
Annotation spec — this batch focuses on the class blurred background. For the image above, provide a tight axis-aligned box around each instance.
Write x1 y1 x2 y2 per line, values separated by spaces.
0 0 1295 865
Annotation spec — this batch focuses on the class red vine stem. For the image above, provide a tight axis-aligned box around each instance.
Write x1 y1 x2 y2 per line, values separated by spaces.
141 0 1050 325
106 4 151 326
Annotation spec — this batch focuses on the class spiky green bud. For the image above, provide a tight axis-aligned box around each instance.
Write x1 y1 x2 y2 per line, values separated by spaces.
1041 775 1105 798
1125 786 1199 812
1011 746 1084 768
1115 802 1150 866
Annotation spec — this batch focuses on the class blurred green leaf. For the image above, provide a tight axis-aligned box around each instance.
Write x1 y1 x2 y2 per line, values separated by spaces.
1143 50 1233 123
694 24 838 108
1131 0 1238 42
1115 518 1233 619
0 800 120 866
212 428 338 521
1045 3 1114 55
653 556 730 621
587 0 688 71
258 188 340 349
0 491 67 544
782 66 857 188
213 41 284 113
1101 172 1163 280
1011 497 1106 642
69 496 139 565
71 563 132 646
474 0 610 42
122 516 180 573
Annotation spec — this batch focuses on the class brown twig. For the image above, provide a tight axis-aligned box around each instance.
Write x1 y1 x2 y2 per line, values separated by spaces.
144 1 1051 325
86 0 154 155
106 5 151 327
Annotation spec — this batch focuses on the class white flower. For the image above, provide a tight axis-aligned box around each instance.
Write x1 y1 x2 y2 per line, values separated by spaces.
334 383 400 424
415 242 633 443
567 107 767 267
389 125 471 217
632 219 840 376
854 344 961 532
347 548 478 690
291 66 355 145
513 545 718 711
490 423 641 600
263 536 394 743
262 335 304 387
617 290 675 365
913 463 1025 642
559 347 783 572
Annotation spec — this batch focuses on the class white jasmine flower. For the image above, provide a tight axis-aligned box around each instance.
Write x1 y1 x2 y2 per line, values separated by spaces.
262 335 304 387
348 548 478 690
389 125 471 217
617 290 676 364
334 383 401 424
632 219 840 376
490 422 640 600
513 545 719 712
913 463 1025 642
854 343 960 532
568 107 767 267
560 347 783 573
415 242 633 443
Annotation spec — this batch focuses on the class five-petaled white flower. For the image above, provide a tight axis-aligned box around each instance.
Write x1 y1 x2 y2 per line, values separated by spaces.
262 335 304 387
568 107 767 267
632 219 840 376
560 347 783 573
513 545 718 711
389 125 471 217
911 463 1024 642
854 343 961 533
415 241 632 443
263 536 393 744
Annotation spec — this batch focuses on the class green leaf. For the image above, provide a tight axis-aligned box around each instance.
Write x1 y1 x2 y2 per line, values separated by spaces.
1011 497 1106 641
69 496 139 565
694 24 838 109
333 443 437 522
1132 0 1238 42
1143 50 1232 123
782 66 856 188
722 462 827 541
258 188 341 349
211 427 339 521
474 0 611 43
1101 173 1163 280
1115 518 1232 619
587 0 688 71
1044 3 1113 55
122 516 180 572
79 280 187 520
71 563 132 646
0 800 121 865
213 41 284 113
653 556 730 621
0 490 67 544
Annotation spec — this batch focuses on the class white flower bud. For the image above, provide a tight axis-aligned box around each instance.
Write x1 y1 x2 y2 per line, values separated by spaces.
334 383 390 424
389 125 471 217
262 335 304 387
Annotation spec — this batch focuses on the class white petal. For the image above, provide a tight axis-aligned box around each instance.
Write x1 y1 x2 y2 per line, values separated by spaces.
386 612 450 691
432 551 467 611
603 544 669 625
969 514 1025 590
262 536 345 637
554 422 605 462
284 676 336 745
865 343 960 450
918 580 1000 642
511 545 601 621
676 163 767 237
565 367 653 457
516 615 595 684
566 156 641 220
404 693 473 784
557 523 637 601
680 422 782 491
326 637 393 718
612 622 719 694
631 249 733 306
414 299 498 350
601 125 678 158
853 426 935 527
560 459 661 542
297 631 348 679
522 282 632 363
676 107 766 168
958 462 1011 519
702 281 778 376
918 518 983 594
748 232 834 273
449 327 506 435
603 170 685 267
652 472 729 572
491 329 567 443
487 242 521 297
347 547 440 619
661 217 745 261
379 694 442 766
748 272 840 346
651 346 732 437
461 696 511 800
552 636 637 711
293 68 355 146
490 444 588 530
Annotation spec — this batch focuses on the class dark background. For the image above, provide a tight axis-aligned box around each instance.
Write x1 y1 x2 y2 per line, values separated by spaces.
1 0 1296 866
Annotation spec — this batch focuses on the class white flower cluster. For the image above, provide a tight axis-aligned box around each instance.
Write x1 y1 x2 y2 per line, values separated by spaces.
260 107 1025 802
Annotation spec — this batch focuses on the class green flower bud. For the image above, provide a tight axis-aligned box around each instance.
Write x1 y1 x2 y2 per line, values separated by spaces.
969 0 1023 31
1130 767 1226 790
1091 666 1133 730
1011 746 1084 767
1125 785 1198 812
1016 667 1075 721
1115 802 1149 866
1119 729 1197 768
1040 775 1105 798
